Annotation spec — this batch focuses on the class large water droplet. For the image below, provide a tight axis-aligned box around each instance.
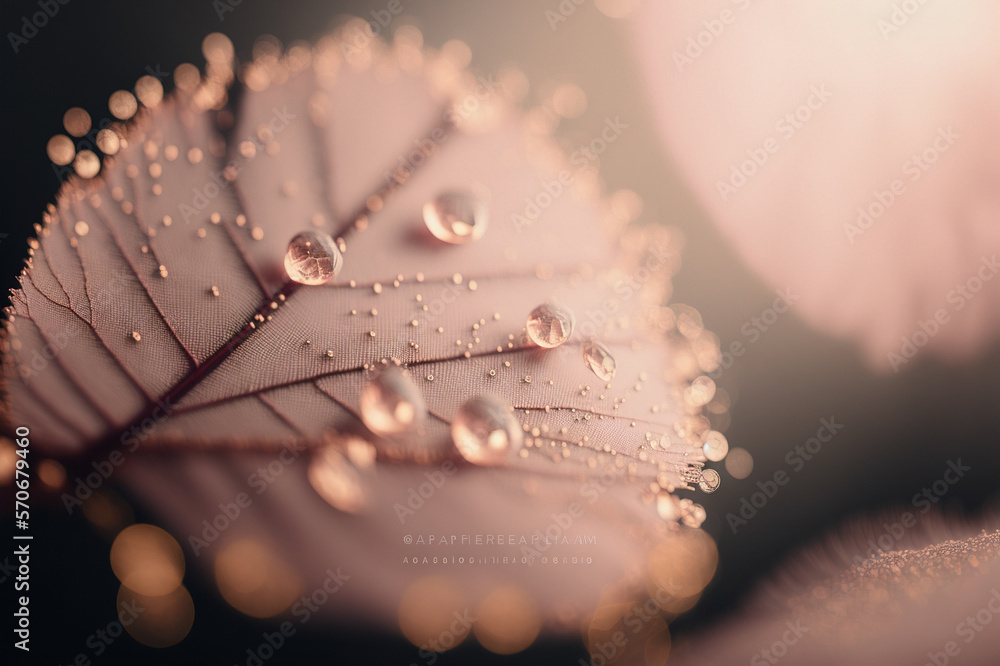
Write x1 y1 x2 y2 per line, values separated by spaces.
526 303 575 348
284 230 343 285
582 341 616 381
702 431 729 462
423 190 488 244
308 439 371 514
452 395 523 466
698 469 721 493
359 366 426 436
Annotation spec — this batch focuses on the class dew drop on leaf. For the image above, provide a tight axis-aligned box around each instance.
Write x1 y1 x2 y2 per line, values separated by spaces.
359 366 426 436
422 190 489 244
526 303 575 349
702 431 729 462
283 230 343 285
582 341 616 381
308 442 369 514
452 395 523 466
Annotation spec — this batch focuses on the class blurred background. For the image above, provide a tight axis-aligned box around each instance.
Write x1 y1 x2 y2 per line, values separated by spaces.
1 0 998 663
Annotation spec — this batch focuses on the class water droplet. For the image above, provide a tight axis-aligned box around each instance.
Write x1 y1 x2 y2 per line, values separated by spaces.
359 367 426 436
210 285 220 296
422 190 488 244
698 469 721 493
308 443 368 514
702 431 729 462
283 230 343 285
131 331 142 342
452 395 523 466
526 303 575 349
582 341 616 381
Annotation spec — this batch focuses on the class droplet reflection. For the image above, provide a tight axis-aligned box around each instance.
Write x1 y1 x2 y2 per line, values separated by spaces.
422 190 488 244
526 303 575 349
308 438 372 514
360 367 426 436
452 395 523 466
582 341 616 381
284 230 343 285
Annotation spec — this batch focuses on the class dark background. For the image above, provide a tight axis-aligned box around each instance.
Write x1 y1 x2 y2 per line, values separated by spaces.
2 0 998 664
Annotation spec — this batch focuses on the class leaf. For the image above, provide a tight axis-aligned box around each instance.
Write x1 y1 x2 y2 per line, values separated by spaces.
634 0 1000 368
2 25 725 632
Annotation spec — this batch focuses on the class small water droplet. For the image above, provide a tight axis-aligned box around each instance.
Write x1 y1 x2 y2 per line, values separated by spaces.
526 303 575 348
698 469 721 493
210 285 220 296
284 230 343 285
422 190 488 244
582 341 616 381
702 431 729 462
131 331 142 342
360 367 427 436
680 500 707 528
452 395 523 466
326 349 335 358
